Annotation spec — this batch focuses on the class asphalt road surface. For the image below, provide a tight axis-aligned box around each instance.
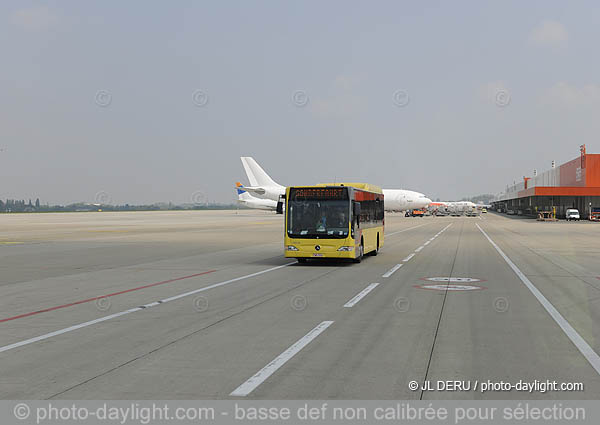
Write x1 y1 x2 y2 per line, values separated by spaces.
1 210 600 399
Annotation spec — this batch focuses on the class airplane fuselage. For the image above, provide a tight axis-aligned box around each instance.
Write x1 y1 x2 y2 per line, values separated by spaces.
238 157 432 212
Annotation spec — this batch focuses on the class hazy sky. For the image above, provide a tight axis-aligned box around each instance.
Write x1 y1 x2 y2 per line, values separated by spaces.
2 1 600 204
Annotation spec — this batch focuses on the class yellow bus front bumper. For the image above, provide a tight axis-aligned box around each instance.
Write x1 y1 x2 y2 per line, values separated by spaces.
284 239 358 259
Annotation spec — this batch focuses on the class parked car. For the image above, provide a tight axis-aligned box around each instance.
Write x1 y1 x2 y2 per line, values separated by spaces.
481 208 487 213
566 209 580 221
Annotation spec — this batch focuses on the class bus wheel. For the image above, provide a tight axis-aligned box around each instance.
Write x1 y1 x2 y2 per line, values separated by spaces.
354 241 363 263
371 235 379 256
297 258 307 263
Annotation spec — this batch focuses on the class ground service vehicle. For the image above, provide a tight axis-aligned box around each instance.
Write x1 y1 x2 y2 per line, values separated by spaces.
411 209 425 217
466 207 478 217
285 183 384 263
565 209 580 221
591 207 600 221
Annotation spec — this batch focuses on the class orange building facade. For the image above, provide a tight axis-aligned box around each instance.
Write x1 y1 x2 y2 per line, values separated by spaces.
493 146 600 218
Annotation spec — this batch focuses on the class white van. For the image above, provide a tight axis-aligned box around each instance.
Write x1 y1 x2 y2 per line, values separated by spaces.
566 209 580 221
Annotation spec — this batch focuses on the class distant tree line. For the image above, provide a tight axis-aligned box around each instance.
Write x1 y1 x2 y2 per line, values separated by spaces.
0 199 241 213
1 199 41 213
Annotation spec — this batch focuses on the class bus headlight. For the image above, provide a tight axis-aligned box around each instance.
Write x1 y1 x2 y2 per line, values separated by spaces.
337 246 354 251
286 245 299 251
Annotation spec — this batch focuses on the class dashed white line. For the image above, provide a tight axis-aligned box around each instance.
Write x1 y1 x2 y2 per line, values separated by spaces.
382 264 403 278
476 224 600 376
343 283 380 307
424 241 431 246
0 263 296 354
230 321 334 396
403 253 415 262
415 246 424 252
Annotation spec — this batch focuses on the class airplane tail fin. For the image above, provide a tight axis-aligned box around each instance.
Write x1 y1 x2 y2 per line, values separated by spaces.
235 182 246 195
240 157 280 188
235 182 251 201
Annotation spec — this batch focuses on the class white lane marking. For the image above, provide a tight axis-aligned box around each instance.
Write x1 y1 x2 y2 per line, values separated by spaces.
382 264 403 278
230 321 334 396
403 253 415 262
419 284 484 291
0 263 295 354
476 224 600 376
426 277 481 282
415 246 424 252
424 241 431 246
386 223 429 237
343 283 380 307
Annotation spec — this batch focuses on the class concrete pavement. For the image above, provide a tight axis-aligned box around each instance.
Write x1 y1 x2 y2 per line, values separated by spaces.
1 210 599 399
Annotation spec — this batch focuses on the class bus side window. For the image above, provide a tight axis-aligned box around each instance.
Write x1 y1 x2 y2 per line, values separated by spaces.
375 198 383 221
353 201 361 228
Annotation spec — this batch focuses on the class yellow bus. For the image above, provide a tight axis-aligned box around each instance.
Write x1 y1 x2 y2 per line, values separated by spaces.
284 183 384 263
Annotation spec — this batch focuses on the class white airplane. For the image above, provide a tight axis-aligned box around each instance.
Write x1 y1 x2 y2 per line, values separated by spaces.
383 189 432 212
239 157 286 201
432 201 477 214
445 201 477 209
238 157 432 212
236 182 278 211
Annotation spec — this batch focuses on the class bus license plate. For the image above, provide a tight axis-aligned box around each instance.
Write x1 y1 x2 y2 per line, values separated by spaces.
312 253 324 257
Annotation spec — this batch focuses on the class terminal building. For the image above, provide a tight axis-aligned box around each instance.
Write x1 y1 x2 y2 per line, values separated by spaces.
492 145 600 219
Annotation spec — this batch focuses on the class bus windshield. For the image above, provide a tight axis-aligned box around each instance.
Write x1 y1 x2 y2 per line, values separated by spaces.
287 199 349 238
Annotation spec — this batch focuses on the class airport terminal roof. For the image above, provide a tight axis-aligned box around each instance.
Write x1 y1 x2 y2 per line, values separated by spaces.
498 146 600 201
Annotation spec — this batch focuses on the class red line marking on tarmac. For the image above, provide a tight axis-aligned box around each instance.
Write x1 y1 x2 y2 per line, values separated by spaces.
0 270 217 324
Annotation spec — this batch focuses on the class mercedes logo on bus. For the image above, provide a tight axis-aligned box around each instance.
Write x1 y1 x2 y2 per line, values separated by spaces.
315 245 321 251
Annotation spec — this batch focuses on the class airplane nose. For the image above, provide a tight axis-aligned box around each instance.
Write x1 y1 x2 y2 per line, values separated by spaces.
424 198 432 205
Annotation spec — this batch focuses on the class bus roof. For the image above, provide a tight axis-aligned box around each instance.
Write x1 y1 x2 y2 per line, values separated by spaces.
314 183 383 194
